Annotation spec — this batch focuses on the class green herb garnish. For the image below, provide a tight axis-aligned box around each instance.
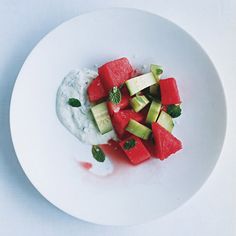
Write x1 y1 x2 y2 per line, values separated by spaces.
92 145 105 162
167 105 182 118
156 68 163 75
109 86 122 104
68 98 81 107
123 139 136 150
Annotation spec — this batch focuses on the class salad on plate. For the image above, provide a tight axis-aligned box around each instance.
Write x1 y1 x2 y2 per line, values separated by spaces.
56 57 182 174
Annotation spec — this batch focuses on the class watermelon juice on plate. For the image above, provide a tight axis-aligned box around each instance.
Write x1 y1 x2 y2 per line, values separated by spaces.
56 57 182 173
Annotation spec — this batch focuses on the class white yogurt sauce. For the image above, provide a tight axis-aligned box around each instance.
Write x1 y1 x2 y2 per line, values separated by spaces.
56 69 117 145
56 69 116 176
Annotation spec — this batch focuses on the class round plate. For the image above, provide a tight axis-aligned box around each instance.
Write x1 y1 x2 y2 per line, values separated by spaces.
10 8 226 225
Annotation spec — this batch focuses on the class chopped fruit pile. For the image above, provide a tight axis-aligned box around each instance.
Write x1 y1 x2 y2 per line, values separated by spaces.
87 57 182 165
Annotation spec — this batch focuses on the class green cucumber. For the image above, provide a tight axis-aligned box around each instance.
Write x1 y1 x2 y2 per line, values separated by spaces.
149 64 163 96
91 102 113 134
126 119 152 140
157 110 174 133
125 72 156 96
150 64 163 80
130 95 149 112
146 101 161 124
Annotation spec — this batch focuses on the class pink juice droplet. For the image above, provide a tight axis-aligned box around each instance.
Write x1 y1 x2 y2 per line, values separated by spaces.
79 162 93 170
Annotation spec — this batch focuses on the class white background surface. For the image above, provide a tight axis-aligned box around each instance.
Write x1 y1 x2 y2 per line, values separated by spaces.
0 0 235 235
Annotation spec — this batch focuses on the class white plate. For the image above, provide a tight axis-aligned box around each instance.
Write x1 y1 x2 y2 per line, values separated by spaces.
10 8 226 225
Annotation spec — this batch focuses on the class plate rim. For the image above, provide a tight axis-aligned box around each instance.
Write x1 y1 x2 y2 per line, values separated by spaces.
9 7 228 226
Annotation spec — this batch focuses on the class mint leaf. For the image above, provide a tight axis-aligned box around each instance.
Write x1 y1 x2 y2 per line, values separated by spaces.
123 139 136 150
92 145 105 162
109 86 122 104
167 105 182 118
156 68 163 75
68 98 81 107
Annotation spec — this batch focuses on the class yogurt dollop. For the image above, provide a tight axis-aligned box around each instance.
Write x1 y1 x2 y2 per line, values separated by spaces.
56 69 117 145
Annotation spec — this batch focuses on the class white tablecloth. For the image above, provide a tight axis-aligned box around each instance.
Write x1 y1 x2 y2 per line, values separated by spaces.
0 0 235 235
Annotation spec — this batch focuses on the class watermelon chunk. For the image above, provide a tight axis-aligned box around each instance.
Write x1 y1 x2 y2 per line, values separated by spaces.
152 123 182 160
119 135 151 165
160 78 181 105
87 76 108 102
111 109 145 138
143 139 156 157
98 58 133 91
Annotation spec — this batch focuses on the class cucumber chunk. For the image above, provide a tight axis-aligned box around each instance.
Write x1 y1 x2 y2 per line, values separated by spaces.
126 119 152 140
157 110 174 133
130 95 149 112
91 102 113 134
146 101 161 124
150 64 163 80
125 73 156 96
149 64 163 96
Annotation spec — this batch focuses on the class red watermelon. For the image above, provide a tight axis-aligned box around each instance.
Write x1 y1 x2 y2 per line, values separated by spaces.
143 139 156 157
107 94 130 116
112 109 145 138
119 135 151 165
152 123 182 160
160 78 181 105
98 57 133 91
87 76 108 102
